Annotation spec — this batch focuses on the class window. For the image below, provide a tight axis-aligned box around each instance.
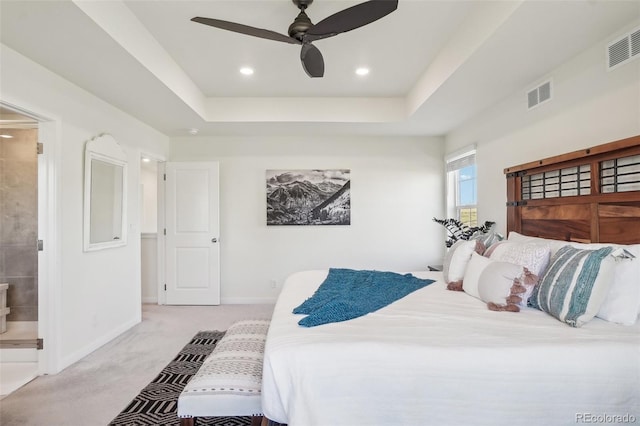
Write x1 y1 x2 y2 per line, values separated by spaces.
446 147 477 227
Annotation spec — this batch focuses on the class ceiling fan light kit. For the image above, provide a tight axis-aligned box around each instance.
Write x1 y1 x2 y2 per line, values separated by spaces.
191 0 398 78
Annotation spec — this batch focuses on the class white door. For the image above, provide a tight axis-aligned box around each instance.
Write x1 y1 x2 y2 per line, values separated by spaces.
165 162 220 305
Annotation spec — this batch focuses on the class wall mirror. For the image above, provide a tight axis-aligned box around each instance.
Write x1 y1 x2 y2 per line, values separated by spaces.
84 134 128 251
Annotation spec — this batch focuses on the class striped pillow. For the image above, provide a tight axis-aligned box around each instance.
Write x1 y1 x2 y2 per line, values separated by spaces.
529 245 615 327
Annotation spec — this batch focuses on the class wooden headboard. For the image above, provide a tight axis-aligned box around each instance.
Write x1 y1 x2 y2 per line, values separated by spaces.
504 135 640 244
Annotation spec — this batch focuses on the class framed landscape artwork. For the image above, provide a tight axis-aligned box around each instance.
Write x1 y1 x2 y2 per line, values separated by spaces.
266 169 351 226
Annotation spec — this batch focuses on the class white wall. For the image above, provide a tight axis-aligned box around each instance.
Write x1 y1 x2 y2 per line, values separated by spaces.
171 136 446 303
140 161 158 234
446 21 640 237
140 161 159 303
141 234 158 304
1 44 170 372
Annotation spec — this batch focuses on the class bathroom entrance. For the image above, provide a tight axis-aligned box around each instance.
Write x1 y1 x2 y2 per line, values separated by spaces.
0 106 41 397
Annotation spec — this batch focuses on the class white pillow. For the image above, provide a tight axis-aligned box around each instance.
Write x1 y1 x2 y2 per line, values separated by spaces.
485 240 551 276
464 252 537 311
508 232 640 325
529 245 616 327
462 252 492 299
482 267 538 312
442 240 483 285
571 243 639 325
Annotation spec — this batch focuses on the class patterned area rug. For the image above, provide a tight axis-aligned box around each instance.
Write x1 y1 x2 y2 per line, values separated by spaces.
109 330 253 426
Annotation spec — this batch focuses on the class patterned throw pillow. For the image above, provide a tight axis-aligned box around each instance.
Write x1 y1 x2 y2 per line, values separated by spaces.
529 245 615 327
485 241 551 276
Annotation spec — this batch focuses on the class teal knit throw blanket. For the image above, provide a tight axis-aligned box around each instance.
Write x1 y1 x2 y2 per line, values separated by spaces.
293 268 435 327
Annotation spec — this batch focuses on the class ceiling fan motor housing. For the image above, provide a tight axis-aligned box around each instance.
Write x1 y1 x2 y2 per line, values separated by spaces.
288 10 313 40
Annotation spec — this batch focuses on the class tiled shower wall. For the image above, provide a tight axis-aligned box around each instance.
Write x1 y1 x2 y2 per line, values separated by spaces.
0 128 38 321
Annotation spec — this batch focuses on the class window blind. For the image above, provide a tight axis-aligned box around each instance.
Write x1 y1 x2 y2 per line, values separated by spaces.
445 146 476 172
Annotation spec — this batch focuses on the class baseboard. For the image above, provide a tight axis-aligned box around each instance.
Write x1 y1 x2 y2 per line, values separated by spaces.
59 316 141 371
220 297 277 305
0 348 38 362
142 296 158 304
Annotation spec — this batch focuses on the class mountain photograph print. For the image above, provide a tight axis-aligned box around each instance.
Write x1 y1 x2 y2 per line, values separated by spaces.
266 169 351 226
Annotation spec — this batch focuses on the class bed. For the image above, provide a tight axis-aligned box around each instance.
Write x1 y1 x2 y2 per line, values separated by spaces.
261 136 640 426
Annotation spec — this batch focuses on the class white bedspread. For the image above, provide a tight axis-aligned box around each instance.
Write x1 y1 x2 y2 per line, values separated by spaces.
262 270 640 426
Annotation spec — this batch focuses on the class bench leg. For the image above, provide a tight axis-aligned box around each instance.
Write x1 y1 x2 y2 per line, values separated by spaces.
179 417 195 426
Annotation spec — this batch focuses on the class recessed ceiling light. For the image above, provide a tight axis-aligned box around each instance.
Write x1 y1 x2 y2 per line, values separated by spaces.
188 128 199 135
0 134 14 139
239 67 254 76
142 157 151 163
355 67 370 76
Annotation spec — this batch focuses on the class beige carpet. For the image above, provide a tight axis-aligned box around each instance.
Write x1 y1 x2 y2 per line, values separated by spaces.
0 304 274 426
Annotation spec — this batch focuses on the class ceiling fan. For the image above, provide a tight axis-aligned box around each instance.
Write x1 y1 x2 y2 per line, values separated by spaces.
191 0 399 78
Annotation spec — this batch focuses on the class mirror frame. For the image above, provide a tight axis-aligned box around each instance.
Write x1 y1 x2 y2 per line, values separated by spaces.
83 133 128 251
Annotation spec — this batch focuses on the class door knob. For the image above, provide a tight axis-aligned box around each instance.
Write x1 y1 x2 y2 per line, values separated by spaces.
211 238 218 243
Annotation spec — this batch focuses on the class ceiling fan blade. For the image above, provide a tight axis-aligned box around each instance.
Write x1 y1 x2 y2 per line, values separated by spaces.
300 43 324 78
191 17 300 45
304 0 398 42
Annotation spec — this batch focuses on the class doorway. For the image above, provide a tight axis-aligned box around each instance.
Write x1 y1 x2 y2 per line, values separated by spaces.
139 160 221 306
140 156 161 304
0 105 40 397
164 161 220 305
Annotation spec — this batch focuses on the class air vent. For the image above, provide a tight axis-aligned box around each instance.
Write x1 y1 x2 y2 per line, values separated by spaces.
632 28 640 56
607 27 640 71
527 80 552 110
538 81 551 103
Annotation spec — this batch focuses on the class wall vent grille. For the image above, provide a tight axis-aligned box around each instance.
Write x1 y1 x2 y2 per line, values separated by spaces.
631 28 640 56
607 27 640 71
527 80 552 110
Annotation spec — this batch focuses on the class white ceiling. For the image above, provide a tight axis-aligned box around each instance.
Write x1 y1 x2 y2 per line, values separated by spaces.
1 0 638 137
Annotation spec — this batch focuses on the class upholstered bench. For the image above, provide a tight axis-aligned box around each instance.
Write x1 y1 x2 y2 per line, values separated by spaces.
178 319 270 426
